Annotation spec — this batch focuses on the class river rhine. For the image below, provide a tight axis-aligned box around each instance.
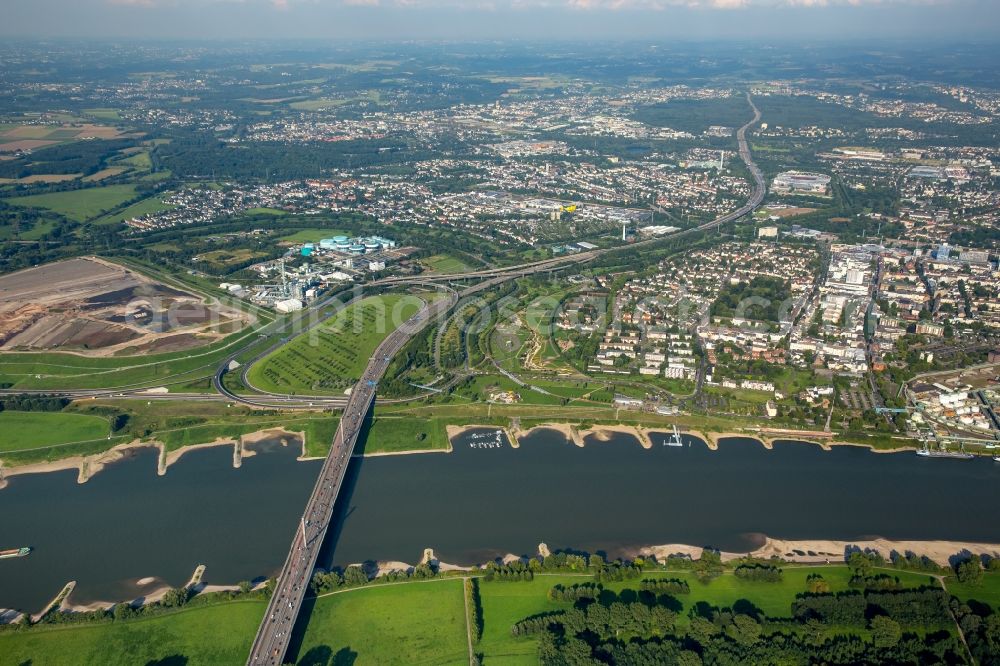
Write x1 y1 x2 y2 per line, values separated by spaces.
1 428 999 613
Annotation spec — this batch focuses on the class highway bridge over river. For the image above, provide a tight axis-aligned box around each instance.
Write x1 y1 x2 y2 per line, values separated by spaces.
244 276 512 665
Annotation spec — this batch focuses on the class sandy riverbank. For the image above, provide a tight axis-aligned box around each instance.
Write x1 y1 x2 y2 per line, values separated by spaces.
584 424 654 449
361 446 453 458
448 421 923 457
504 422 656 449
14 534 1000 618
640 536 1000 567
513 422 581 446
364 547 535 579
0 440 157 490
0 428 309 489
695 431 754 450
241 428 302 459
160 439 238 474
340 536 1000 576
56 563 243 615
1 420 926 490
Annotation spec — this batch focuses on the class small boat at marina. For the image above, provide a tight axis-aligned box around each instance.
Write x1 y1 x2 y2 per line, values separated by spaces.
470 430 503 440
0 547 31 559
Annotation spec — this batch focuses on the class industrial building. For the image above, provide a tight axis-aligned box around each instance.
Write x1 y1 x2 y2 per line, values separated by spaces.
317 236 397 254
772 171 832 195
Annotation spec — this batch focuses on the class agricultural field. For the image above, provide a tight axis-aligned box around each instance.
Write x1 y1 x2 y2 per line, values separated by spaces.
117 150 152 170
288 91 382 111
756 206 818 219
6 185 139 221
92 192 175 226
290 580 468 666
247 294 423 395
83 108 122 121
0 599 264 666
0 216 58 241
82 167 128 183
0 411 110 453
0 123 124 154
0 173 80 185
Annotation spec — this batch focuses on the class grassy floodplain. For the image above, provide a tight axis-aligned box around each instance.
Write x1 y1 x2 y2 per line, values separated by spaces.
0 411 109 452
306 566 945 665
0 599 265 666
357 415 453 455
292 580 469 666
946 571 1000 610
247 294 423 395
476 567 943 664
0 566 961 665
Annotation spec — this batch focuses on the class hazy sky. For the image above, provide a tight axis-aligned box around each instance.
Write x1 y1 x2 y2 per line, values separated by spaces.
4 0 999 41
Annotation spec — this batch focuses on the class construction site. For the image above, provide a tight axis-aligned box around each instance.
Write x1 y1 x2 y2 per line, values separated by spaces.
0 258 250 355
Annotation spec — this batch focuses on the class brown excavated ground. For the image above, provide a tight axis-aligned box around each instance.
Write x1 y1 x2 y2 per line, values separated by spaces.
0 257 251 355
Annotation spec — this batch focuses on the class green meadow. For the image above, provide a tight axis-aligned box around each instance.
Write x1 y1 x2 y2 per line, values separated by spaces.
291 580 469 666
0 600 264 666
421 254 471 274
0 566 970 665
0 411 109 452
